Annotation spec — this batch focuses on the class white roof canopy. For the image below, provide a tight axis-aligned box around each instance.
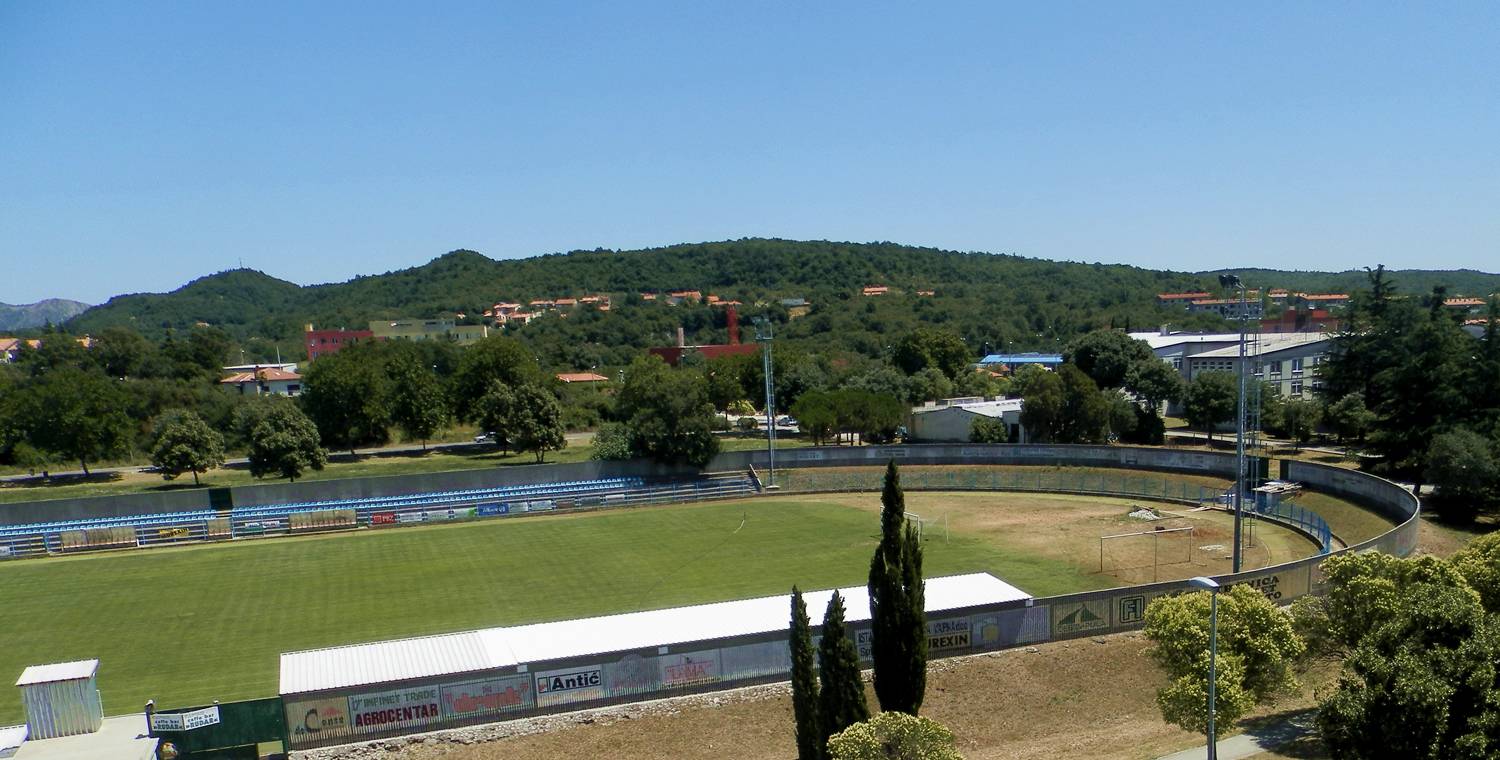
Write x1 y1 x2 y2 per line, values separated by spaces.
15 660 98 686
280 573 1029 696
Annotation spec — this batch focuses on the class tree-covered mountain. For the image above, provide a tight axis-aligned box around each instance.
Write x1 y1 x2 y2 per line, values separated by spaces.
63 239 1500 369
0 299 91 331
1214 267 1500 299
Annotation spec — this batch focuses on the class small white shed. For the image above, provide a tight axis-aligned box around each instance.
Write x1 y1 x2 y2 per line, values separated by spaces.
14 660 104 740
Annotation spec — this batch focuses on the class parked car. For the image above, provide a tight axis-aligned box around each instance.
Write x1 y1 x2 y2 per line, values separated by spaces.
474 432 495 444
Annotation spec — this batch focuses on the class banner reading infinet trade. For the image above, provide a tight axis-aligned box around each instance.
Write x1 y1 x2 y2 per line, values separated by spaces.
347 685 443 736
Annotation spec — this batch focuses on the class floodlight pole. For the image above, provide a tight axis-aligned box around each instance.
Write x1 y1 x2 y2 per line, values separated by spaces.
1190 576 1221 760
1221 274 1248 574
754 317 776 487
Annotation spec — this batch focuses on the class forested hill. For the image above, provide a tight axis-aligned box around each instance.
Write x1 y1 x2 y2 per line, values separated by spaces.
0 299 91 330
1216 267 1500 298
63 239 1500 367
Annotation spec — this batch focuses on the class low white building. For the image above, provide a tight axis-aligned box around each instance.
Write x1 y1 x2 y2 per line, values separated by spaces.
219 366 303 396
908 397 1026 443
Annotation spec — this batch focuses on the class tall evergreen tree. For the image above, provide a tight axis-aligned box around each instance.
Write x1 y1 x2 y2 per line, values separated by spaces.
818 591 870 744
789 587 824 760
867 461 928 714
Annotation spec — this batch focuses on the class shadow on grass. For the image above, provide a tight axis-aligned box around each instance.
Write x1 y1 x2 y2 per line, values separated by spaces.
0 471 125 489
1236 707 1322 756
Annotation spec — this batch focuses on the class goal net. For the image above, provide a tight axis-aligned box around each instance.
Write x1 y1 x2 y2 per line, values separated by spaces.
1099 526 1196 581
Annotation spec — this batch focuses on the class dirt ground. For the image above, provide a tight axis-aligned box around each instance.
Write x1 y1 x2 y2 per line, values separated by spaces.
807 491 1319 589
325 631 1332 760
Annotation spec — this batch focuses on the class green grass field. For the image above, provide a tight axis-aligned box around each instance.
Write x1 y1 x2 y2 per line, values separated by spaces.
0 495 1064 724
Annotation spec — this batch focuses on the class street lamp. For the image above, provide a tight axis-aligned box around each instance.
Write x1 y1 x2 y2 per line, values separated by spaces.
1188 576 1222 760
752 316 776 488
1217 274 1248 573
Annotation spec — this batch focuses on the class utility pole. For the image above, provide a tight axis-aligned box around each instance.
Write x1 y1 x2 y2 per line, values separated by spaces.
753 317 776 487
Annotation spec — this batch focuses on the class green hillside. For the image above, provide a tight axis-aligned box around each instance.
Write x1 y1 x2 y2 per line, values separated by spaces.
64 239 1500 368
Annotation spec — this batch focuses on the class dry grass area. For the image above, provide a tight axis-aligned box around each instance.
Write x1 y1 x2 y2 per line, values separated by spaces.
382 632 1336 760
809 491 1320 591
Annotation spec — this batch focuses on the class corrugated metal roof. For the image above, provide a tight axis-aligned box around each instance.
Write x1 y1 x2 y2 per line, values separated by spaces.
279 631 510 696
15 660 97 686
281 573 1028 696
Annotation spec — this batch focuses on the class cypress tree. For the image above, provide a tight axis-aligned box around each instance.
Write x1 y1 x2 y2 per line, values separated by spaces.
789 586 824 760
817 590 870 744
868 460 928 714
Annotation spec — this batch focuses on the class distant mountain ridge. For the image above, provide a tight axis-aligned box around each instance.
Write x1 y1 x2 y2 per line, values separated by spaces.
0 299 91 331
63 240 1500 354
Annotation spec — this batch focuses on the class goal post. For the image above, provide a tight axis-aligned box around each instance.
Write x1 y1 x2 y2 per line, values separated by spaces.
1099 527 1195 581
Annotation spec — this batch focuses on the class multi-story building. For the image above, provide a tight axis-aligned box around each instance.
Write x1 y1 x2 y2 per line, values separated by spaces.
1156 292 1212 308
368 319 488 345
907 397 1027 443
1129 330 1332 413
1187 297 1265 320
304 325 373 360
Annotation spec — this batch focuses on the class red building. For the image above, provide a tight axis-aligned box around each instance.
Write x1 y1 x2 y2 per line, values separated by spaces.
305 324 374 360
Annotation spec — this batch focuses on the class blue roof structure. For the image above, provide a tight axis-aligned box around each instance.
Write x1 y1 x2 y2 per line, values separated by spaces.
977 353 1063 366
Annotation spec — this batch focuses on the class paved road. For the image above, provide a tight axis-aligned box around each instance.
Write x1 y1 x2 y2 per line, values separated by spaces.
1154 711 1317 760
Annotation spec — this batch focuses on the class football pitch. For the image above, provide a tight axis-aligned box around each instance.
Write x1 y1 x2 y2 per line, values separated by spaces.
0 493 1315 723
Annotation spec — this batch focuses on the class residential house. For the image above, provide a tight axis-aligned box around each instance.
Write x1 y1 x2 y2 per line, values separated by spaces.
220 366 302 396
779 297 811 319
1295 294 1350 310
1156 292 1212 308
862 285 889 297
976 353 1063 371
556 372 609 384
667 290 702 305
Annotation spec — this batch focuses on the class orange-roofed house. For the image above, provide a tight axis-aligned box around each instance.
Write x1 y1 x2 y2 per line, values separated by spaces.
555 297 578 308
668 290 702 305
1157 292 1212 308
556 372 609 384
862 285 889 297
220 367 303 396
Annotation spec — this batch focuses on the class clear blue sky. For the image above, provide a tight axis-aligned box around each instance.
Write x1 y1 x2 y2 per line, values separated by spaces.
2 2 1496 304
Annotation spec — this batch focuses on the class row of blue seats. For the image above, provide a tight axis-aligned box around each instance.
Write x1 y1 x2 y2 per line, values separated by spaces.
0 478 648 537
230 479 642 519
233 477 645 514
0 510 221 538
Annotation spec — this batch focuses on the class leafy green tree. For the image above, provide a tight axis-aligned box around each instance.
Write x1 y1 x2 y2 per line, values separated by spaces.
16 368 134 474
1144 586 1304 743
827 712 964 760
1065 329 1154 389
93 325 157 379
1425 429 1499 522
790 587 824 760
149 409 225 485
1183 371 1237 444
248 402 327 482
791 391 839 445
1323 393 1375 446
1280 398 1322 449
868 461 927 714
846 366 911 401
474 381 518 454
299 347 391 454
1451 533 1500 615
892 328 970 379
615 355 720 467
1056 364 1111 444
818 591 870 744
1124 358 1184 413
1306 552 1470 654
968 416 1010 444
451 336 544 421
509 384 567 463
834 390 905 444
907 368 954 404
1018 370 1064 443
589 422 632 461
1318 581 1500 760
388 354 448 450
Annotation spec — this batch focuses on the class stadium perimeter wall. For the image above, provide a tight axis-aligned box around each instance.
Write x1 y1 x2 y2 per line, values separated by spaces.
268 445 1419 750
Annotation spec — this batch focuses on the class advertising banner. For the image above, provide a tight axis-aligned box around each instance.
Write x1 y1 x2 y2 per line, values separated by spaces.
285 697 351 745
0 546 12 558
534 666 605 707
440 675 533 720
1052 599 1110 636
926 618 972 653
477 504 510 517
347 685 442 736
604 653 660 697
180 705 221 730
397 512 426 524
371 512 396 525
658 650 721 688
719 640 792 681
1227 564 1310 604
